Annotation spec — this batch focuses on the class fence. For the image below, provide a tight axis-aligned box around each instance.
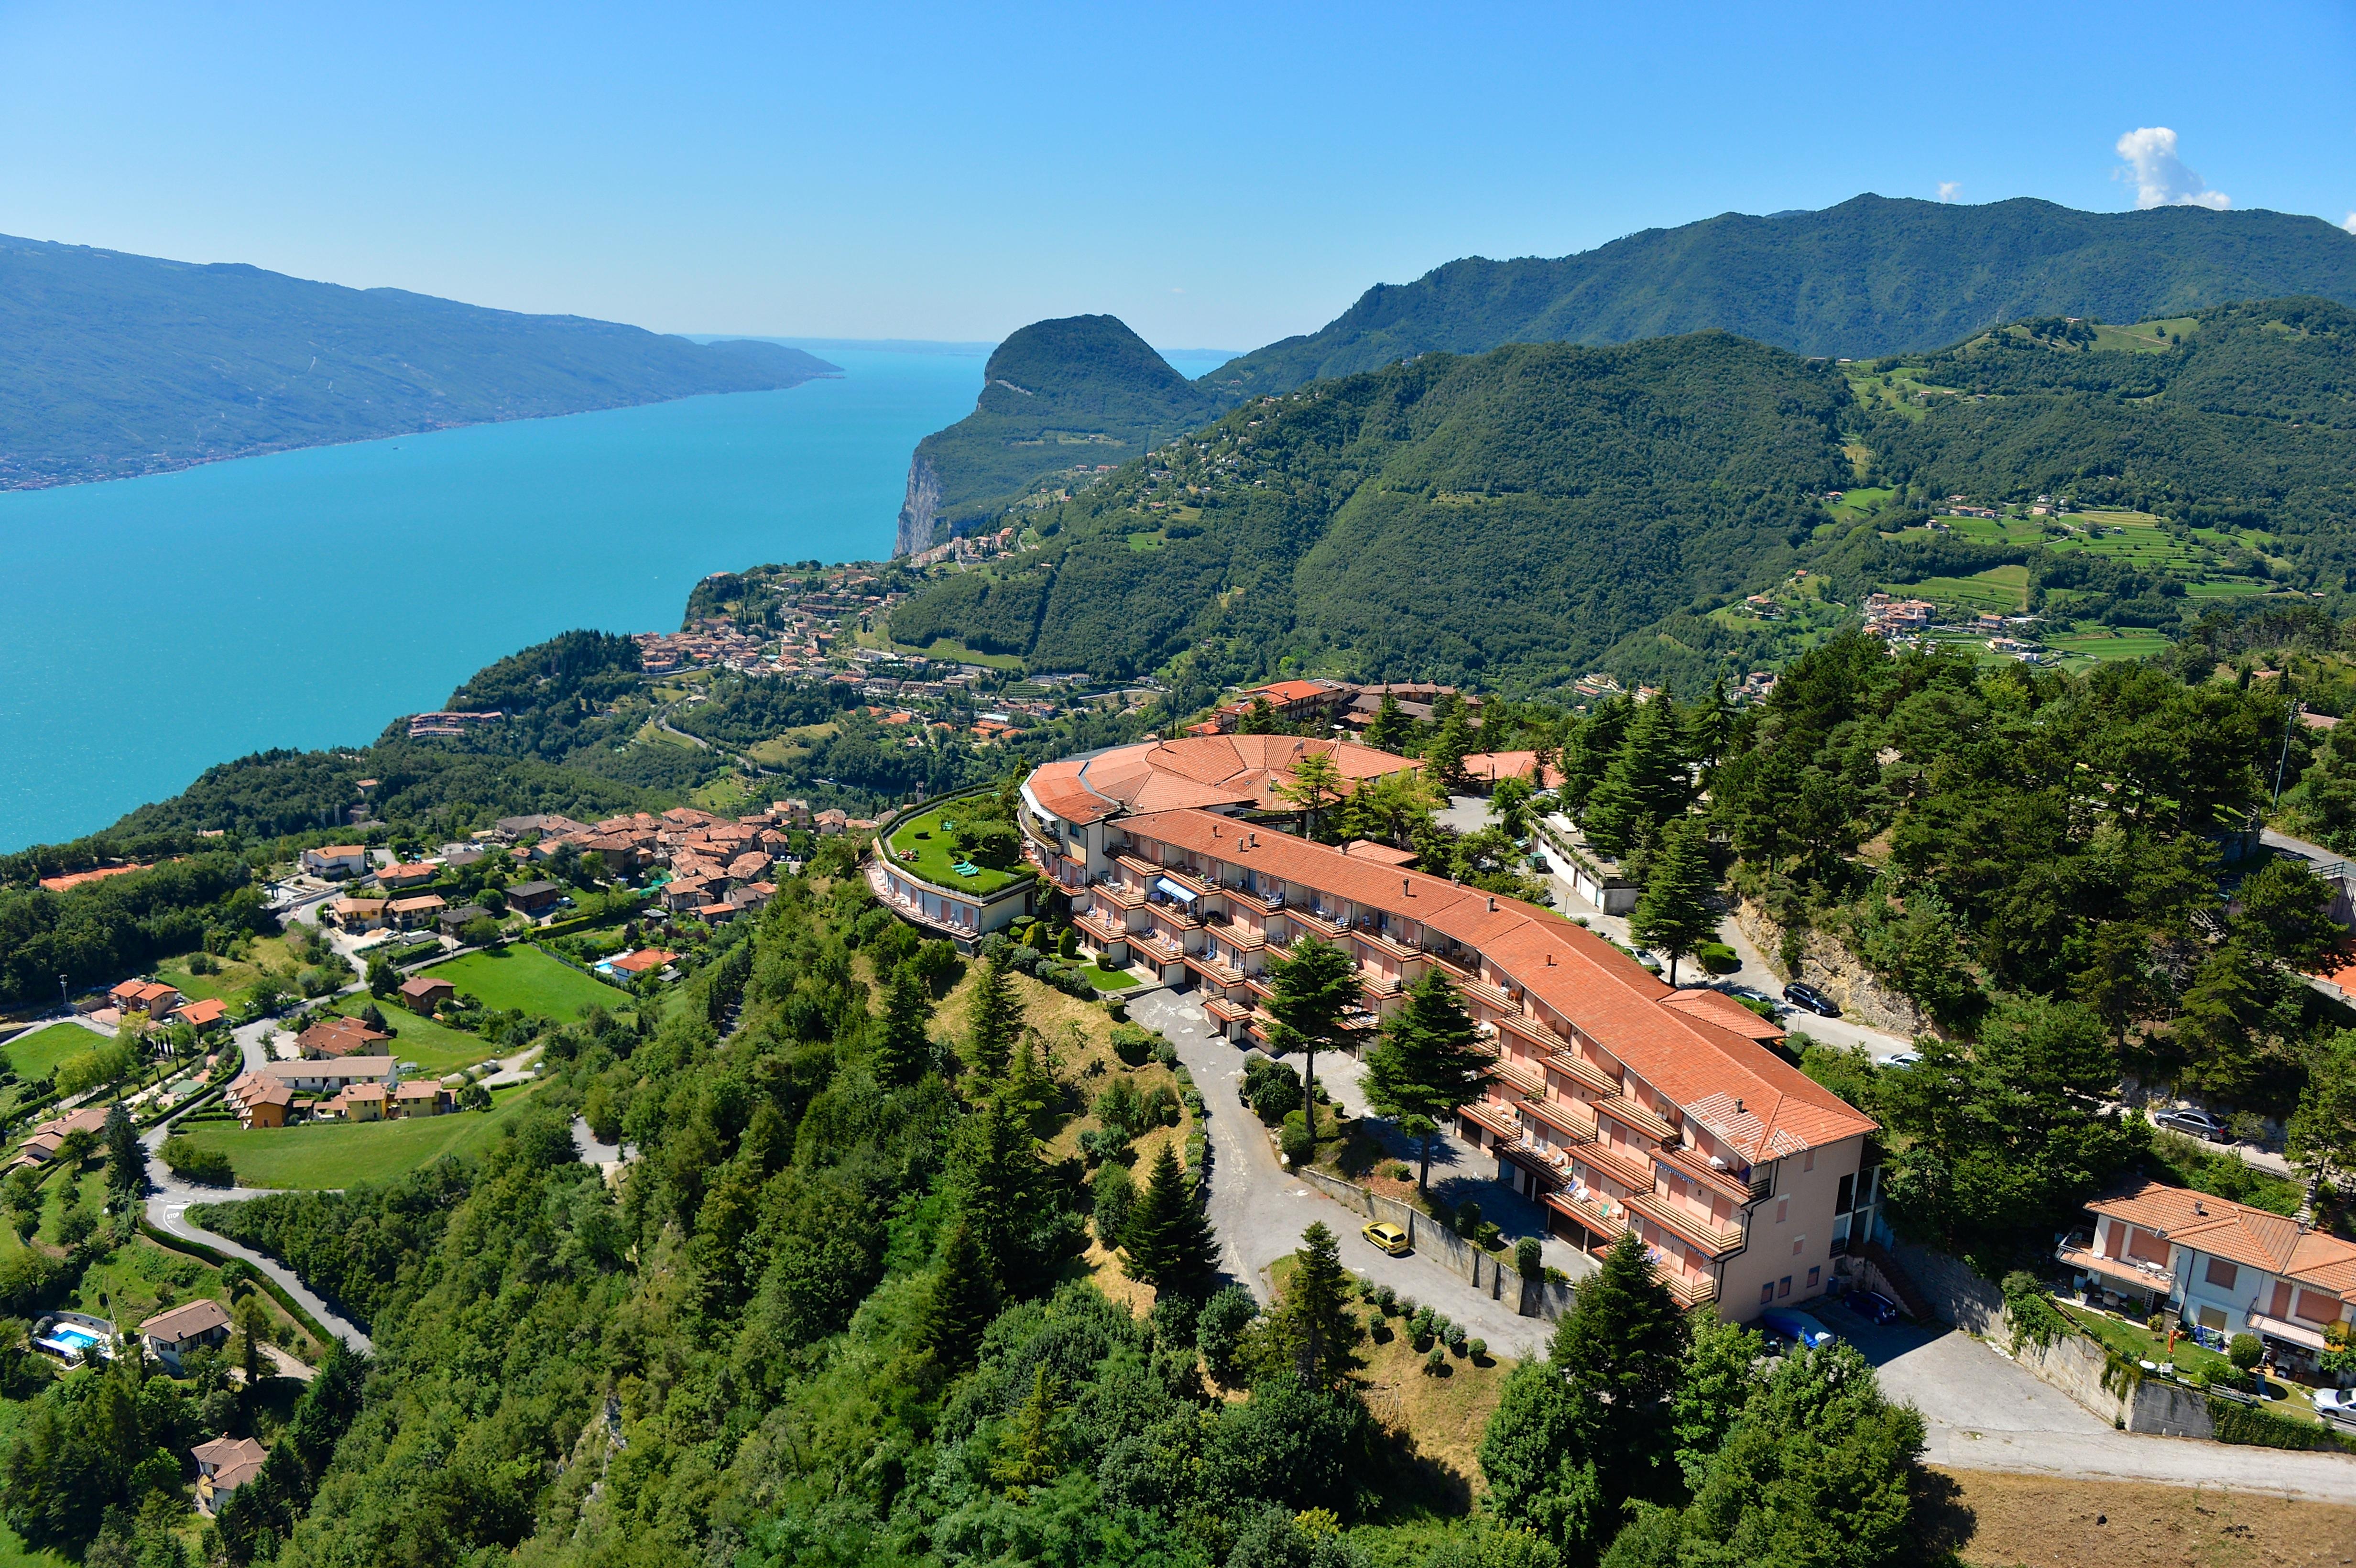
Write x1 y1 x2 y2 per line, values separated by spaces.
1291 1166 1575 1318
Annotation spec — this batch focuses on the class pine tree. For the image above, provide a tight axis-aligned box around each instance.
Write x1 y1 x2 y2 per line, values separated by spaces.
1276 750 1346 841
1425 698 1477 793
1237 695 1283 734
1120 1142 1219 1297
102 1104 141 1196
1581 694 1690 860
965 955 1020 1080
1627 817 1718 985
989 1364 1065 1492
1363 969 1490 1189
874 960 934 1085
1553 1230 1688 1502
1002 1029 1053 1135
920 1218 998 1370
1266 1221 1363 1386
1363 687 1409 753
1263 936 1358 1154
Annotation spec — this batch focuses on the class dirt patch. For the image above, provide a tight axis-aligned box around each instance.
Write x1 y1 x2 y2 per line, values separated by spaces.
1921 1468 2356 1567
1353 1306 1516 1510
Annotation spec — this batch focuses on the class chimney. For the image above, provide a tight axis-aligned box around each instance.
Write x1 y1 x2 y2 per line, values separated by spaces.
1487 896 1497 912
1734 1098 1745 1116
1403 877 1412 897
1545 952 1554 966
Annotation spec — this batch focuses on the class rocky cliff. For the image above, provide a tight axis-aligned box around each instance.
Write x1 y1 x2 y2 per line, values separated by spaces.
894 452 941 558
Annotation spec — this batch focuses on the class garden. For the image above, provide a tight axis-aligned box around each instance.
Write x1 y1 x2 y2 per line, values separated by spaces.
884 803 1031 895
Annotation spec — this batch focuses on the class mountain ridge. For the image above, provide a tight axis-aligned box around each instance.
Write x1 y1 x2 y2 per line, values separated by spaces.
0 233 841 490
1200 195 2356 399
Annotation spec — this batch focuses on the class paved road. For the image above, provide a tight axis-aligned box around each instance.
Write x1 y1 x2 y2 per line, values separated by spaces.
1130 985 1576 1358
138 1121 373 1354
1814 1293 2356 1500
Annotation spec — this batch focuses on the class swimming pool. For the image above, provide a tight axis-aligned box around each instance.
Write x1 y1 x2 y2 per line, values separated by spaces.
42 1324 102 1352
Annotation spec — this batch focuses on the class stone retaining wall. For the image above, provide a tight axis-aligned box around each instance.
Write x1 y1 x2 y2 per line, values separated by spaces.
1734 899 1928 1036
1294 1167 1568 1314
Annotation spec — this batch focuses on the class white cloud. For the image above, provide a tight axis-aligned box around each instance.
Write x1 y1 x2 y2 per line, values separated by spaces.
2345 212 2356 236
2114 127 2230 210
1937 181 1962 203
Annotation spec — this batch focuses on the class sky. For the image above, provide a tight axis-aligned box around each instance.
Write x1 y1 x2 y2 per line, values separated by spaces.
1 1 2351 351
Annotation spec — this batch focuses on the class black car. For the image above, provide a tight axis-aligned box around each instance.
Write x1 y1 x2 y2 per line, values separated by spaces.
1783 981 1840 1018
1842 1289 1902 1325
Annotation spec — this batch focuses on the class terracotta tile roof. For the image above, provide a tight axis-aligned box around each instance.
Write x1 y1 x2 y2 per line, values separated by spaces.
1028 735 1421 829
1339 839 1418 866
141 1298 231 1341
176 998 229 1028
1660 988 1786 1044
610 949 678 975
2088 1178 2356 1299
1461 751 1566 789
297 1016 391 1056
1117 806 1875 1160
194 1435 266 1473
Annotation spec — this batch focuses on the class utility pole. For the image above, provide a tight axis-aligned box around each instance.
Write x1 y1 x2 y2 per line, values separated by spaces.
57 974 68 1017
2274 701 2303 806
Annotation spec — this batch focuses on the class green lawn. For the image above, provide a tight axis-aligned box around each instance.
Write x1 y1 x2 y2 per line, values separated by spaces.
173 1082 545 1188
430 946 626 1022
1892 565 2029 616
884 805 1032 897
2048 627 2174 664
324 999 502 1078
1082 968 1140 991
878 633 1028 671
2057 1300 2329 1425
3 1024 108 1081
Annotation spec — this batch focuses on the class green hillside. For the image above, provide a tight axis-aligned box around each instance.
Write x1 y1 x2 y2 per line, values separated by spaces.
1204 196 2356 400
893 315 1220 553
0 233 840 490
891 331 1851 690
891 298 2356 696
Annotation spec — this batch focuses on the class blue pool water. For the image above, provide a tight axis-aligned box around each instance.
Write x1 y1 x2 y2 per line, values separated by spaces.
47 1325 100 1349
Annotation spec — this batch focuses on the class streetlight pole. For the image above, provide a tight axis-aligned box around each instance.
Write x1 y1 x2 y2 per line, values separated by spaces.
57 974 67 1017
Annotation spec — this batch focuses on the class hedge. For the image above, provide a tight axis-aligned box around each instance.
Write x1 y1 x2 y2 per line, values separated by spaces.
2206 1394 2356 1452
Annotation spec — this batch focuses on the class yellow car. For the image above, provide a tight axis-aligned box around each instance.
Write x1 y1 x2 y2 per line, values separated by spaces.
1362 1220 1411 1256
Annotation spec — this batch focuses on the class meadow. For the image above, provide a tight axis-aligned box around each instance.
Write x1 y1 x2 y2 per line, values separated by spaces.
171 1082 545 1189
431 944 625 1021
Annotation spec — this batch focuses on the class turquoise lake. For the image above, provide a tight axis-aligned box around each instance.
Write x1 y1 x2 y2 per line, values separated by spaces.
0 344 1234 850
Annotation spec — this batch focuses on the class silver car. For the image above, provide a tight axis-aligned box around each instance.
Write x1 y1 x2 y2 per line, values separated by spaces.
2153 1106 2228 1142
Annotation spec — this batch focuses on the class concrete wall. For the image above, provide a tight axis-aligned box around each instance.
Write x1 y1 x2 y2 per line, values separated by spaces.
1891 1239 2214 1438
1295 1167 1568 1315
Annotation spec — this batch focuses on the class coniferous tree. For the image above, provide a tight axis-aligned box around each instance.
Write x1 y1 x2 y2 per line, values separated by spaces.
1263 936 1358 1154
920 1218 998 1370
101 1104 140 1197
1261 1221 1362 1387
1425 698 1478 793
1627 817 1718 985
874 960 934 1085
1559 697 1633 816
1581 695 1690 860
1236 695 1283 734
965 955 1020 1080
1363 687 1409 753
1275 751 1346 841
989 1365 1065 1492
1363 969 1489 1189
1120 1142 1219 1297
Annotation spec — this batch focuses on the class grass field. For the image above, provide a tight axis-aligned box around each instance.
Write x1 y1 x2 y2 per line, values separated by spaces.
884 805 1032 896
1894 564 2029 616
323 998 501 1077
879 633 1027 671
1824 484 1895 519
746 720 838 767
3 1024 108 1081
175 1082 545 1188
2048 628 2175 665
154 933 303 1004
418 946 622 1023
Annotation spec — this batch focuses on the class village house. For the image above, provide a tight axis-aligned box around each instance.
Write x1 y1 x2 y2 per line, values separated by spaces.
300 845 370 880
175 997 230 1033
1459 751 1566 791
435 904 490 938
296 1014 392 1058
6 1106 112 1172
327 1081 389 1122
139 1299 232 1372
373 861 441 892
394 1080 450 1118
193 1435 267 1515
261 1056 396 1098
1020 755 1880 1321
399 975 456 1014
599 949 678 983
108 979 185 1019
326 896 389 932
2058 1177 2356 1378
225 1072 295 1128
385 894 447 930
505 880 564 916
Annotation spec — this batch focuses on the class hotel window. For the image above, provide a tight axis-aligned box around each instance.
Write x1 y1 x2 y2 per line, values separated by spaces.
1759 1282 1775 1306
2204 1258 2237 1291
1775 1198 1789 1225
1778 1275 1792 1299
1793 1236 1805 1257
1807 1266 1820 1289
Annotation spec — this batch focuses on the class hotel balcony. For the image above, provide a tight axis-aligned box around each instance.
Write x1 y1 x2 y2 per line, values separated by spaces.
1654 1143 1758 1207
1459 1098 1524 1143
1204 996 1254 1026
1072 910 1127 948
1289 906 1348 941
1356 969 1404 1000
1595 1094 1679 1145
1662 1271 1719 1309
2054 1239 2174 1295
1538 1046 1619 1099
1132 930 1187 965
1097 882 1146 910
1184 951 1247 987
1625 1190 1745 1258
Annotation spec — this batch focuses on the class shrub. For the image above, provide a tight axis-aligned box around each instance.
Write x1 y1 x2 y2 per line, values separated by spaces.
1096 948 1117 971
1374 1284 1397 1315
1057 927 1080 960
1455 1200 1483 1237
1422 1344 1447 1376
1242 1056 1302 1123
1388 1163 1412 1183
1474 1221 1504 1250
2228 1333 2264 1373
2001 1270 2071 1353
1698 941 1741 976
1516 1236 1543 1280
159 1134 234 1187
1152 1036 1178 1068
1110 1025 1155 1067
1279 1117 1313 1166
1468 1338 1488 1363
1196 1285 1259 1382
2208 1394 2356 1451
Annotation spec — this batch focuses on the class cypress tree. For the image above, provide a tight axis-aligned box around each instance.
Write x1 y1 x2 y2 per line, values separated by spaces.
1363 969 1489 1189
1627 816 1719 985
1266 1221 1363 1386
874 959 934 1085
101 1104 141 1196
965 955 1020 1080
920 1218 998 1370
1120 1142 1218 1298
1581 694 1690 860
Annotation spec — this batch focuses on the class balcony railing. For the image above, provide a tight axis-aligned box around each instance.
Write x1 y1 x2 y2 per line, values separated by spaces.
2054 1239 2174 1293
1626 1191 1745 1257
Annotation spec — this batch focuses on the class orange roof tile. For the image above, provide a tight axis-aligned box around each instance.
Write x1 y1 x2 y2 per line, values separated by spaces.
2088 1178 2356 1298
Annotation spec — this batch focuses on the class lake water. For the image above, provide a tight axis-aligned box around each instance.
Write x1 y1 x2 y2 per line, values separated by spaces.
0 344 1235 851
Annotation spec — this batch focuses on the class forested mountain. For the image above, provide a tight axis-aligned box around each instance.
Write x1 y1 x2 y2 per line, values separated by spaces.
0 233 840 489
1204 196 2356 399
890 297 2356 696
893 315 1220 554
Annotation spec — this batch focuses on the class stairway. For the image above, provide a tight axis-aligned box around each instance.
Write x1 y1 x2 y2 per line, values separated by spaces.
1862 1241 1937 1324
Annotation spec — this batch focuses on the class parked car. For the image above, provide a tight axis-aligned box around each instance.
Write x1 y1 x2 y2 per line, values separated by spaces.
2315 1388 2356 1427
1842 1289 1902 1325
1881 1051 1922 1071
1362 1220 1410 1256
1782 981 1841 1018
2152 1106 2228 1143
1759 1307 1837 1349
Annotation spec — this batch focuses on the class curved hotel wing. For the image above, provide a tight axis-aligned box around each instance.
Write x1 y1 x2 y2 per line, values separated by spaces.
1021 736 1878 1318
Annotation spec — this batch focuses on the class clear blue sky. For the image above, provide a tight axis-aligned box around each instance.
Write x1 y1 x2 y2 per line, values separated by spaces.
2 1 2349 350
